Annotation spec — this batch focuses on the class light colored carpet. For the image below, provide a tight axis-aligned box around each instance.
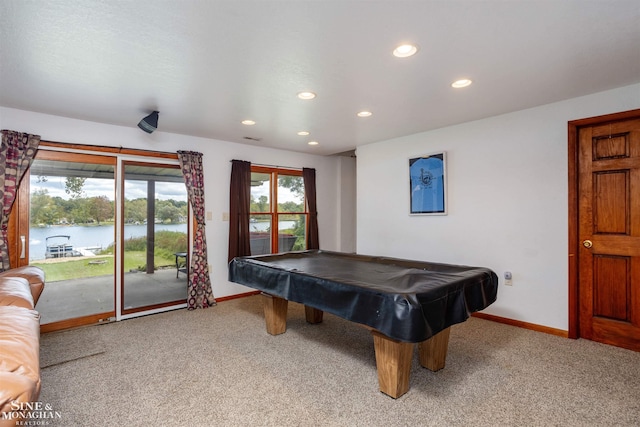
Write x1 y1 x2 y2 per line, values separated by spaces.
39 295 640 426
40 326 105 368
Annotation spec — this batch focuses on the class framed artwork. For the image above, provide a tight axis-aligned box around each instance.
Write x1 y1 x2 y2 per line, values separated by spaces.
409 152 447 215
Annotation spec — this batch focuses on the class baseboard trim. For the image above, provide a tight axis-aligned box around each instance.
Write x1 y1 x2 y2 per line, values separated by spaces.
216 290 261 303
218 294 572 339
472 312 569 338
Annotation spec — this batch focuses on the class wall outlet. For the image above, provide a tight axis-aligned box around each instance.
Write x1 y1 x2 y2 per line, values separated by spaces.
504 271 513 286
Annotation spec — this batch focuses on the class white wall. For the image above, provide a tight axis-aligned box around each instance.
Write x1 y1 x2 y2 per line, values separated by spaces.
0 107 352 299
356 83 640 331
336 155 357 253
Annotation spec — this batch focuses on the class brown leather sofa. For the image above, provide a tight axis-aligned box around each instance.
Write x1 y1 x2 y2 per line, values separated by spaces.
0 266 45 427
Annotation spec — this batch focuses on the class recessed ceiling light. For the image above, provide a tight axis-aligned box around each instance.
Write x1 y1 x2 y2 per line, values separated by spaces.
297 131 310 136
357 111 373 118
308 141 319 146
297 91 316 100
241 119 256 125
393 44 418 58
451 79 472 88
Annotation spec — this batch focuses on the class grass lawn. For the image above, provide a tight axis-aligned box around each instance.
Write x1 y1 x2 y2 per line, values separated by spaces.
32 251 175 282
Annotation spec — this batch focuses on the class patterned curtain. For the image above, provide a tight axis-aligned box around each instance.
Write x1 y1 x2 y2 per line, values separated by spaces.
0 131 40 271
228 160 251 262
302 168 319 250
177 151 216 309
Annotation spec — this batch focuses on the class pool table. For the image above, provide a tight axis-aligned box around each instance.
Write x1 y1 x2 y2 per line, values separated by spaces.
228 250 498 398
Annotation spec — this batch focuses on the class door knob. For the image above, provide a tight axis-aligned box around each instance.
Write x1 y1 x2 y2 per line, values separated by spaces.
583 240 593 249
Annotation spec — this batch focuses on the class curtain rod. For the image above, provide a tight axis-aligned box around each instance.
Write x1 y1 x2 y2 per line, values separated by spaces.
230 159 303 171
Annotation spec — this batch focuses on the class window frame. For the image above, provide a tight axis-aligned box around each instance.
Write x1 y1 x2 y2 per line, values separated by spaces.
249 165 308 254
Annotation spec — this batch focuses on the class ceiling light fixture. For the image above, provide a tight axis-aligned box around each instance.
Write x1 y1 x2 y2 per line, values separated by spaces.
138 111 159 133
357 111 373 118
451 79 472 88
297 91 316 100
393 44 418 58
308 141 319 146
241 119 256 125
297 131 310 136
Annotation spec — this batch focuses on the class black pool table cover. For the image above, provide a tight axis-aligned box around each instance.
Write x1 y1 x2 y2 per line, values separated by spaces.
228 250 498 342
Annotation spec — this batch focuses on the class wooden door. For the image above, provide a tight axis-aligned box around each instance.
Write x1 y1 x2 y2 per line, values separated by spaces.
577 117 640 351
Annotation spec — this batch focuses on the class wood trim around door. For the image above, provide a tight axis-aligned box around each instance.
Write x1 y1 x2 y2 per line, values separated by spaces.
567 108 640 339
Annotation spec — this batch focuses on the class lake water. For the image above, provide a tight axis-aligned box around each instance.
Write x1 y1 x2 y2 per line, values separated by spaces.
29 224 187 261
28 220 295 261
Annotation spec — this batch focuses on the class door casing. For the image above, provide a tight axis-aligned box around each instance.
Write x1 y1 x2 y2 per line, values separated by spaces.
568 108 640 339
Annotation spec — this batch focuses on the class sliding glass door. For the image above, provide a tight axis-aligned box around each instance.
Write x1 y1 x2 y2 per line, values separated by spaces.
28 151 116 326
122 162 189 314
17 147 190 331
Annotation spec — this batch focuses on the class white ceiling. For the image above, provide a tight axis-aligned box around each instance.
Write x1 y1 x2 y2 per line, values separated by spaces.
1 1 639 156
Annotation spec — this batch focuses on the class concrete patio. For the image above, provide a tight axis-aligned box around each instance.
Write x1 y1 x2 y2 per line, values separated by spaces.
36 268 188 324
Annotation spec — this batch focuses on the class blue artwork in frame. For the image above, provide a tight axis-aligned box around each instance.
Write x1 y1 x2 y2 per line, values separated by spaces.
409 152 447 215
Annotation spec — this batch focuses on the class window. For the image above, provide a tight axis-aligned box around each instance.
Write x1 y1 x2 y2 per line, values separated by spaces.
249 166 307 255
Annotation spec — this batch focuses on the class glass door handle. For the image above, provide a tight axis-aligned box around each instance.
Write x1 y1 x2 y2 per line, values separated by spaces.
20 235 26 259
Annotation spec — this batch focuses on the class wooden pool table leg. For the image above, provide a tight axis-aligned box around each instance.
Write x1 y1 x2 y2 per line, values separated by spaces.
418 327 451 371
304 306 324 324
371 331 414 399
261 293 288 335
371 327 452 398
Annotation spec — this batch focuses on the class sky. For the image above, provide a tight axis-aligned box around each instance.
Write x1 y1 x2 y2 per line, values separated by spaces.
30 174 300 204
251 181 302 204
30 175 188 202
